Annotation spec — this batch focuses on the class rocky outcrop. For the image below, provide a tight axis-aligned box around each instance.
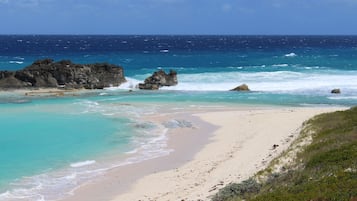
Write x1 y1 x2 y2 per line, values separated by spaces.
138 70 178 90
331 88 341 94
0 59 126 89
230 84 250 91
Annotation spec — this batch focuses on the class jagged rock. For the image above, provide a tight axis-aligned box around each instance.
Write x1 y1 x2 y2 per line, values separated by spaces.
0 59 126 89
230 84 250 91
138 69 178 90
331 88 341 94
0 74 30 88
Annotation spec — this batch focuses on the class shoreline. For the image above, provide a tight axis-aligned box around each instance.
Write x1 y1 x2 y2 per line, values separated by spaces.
62 108 218 201
61 105 345 201
0 88 90 97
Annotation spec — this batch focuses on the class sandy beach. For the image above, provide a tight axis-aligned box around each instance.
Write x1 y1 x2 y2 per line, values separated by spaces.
62 106 344 201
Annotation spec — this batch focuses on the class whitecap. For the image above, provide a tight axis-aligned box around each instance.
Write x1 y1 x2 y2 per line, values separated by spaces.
160 49 169 53
284 53 297 57
227 66 243 69
272 64 289 67
70 160 96 168
303 66 320 70
9 61 24 64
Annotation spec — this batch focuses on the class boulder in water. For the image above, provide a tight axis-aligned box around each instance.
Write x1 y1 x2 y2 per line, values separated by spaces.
138 69 178 90
230 84 250 91
331 88 341 94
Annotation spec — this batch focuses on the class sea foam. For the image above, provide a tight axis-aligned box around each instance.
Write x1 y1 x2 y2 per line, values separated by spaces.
157 70 357 95
70 160 96 168
327 96 357 100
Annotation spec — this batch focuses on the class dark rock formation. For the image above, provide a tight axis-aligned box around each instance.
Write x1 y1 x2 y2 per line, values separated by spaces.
230 84 250 91
331 88 341 94
138 70 178 90
0 59 126 89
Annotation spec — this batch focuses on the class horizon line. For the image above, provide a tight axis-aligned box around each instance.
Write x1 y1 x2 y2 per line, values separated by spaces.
1 34 357 37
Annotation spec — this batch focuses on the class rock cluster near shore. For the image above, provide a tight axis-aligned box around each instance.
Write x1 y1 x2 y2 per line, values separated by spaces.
0 59 126 89
138 69 178 90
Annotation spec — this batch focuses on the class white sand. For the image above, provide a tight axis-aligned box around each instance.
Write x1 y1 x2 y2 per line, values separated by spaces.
110 107 342 201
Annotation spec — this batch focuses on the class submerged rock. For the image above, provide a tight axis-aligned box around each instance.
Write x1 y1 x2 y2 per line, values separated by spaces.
331 88 341 94
163 119 194 129
0 59 126 89
230 84 250 91
138 69 178 90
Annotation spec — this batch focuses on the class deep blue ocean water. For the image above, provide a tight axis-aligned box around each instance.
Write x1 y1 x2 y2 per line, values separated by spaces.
0 35 357 200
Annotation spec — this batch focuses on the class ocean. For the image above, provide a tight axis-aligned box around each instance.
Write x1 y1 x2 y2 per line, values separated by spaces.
0 35 356 200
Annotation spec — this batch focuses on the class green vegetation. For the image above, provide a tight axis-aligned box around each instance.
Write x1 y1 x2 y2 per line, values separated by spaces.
213 107 357 201
212 178 261 201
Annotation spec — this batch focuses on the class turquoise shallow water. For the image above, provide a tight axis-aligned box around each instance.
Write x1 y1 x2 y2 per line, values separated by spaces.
0 99 134 190
0 93 175 200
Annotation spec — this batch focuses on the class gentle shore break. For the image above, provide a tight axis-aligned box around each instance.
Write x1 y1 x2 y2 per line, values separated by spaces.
62 106 344 201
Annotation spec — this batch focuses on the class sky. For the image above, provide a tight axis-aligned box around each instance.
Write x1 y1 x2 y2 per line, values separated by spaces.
0 0 357 35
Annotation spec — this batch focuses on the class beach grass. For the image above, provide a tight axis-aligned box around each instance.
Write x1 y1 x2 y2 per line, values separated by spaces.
212 107 357 201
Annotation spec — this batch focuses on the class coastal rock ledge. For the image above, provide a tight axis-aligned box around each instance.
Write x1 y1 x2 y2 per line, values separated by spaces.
138 69 178 90
0 59 126 89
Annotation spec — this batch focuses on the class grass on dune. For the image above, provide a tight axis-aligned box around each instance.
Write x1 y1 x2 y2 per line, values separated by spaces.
212 107 357 201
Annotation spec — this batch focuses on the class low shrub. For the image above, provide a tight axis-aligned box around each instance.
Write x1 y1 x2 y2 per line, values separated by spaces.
212 178 261 201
